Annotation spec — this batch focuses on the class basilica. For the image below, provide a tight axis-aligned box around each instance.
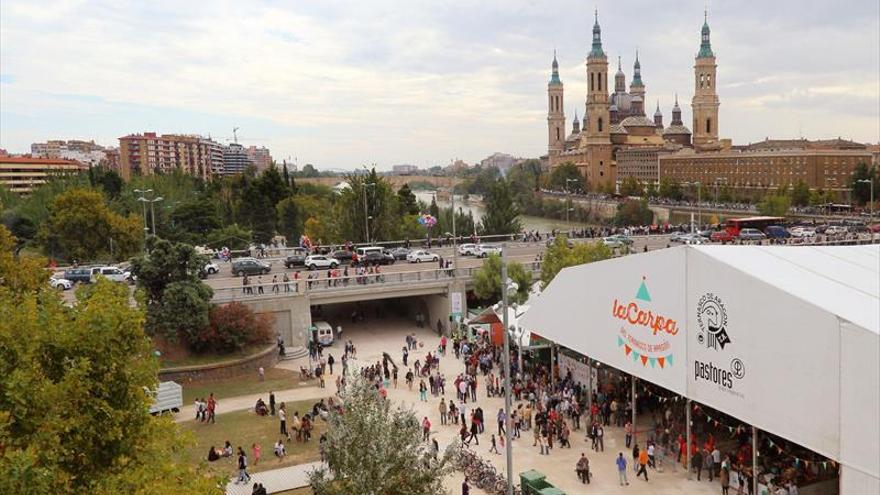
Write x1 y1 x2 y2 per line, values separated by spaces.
546 11 722 190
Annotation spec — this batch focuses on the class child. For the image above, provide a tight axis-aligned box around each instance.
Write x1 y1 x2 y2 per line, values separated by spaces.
252 442 261 466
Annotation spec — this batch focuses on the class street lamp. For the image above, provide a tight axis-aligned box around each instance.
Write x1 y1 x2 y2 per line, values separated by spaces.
138 196 164 235
683 181 701 232
500 246 517 495
565 178 578 233
857 178 874 241
363 182 376 244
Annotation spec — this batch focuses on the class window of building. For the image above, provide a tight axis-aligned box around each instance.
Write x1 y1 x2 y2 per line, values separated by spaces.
556 128 560 141
590 73 594 91
598 73 602 91
598 118 603 132
706 74 711 88
706 118 712 134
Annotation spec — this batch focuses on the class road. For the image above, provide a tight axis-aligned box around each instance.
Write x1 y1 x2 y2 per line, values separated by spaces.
200 235 676 291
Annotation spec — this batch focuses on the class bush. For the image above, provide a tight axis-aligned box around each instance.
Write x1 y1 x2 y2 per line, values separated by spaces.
192 302 273 353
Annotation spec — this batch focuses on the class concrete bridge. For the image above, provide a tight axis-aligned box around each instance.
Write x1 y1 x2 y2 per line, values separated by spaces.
213 265 541 351
296 174 462 191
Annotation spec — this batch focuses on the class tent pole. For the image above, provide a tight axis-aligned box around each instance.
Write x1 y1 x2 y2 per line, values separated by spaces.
631 377 637 447
752 426 758 495
586 357 593 415
686 399 692 480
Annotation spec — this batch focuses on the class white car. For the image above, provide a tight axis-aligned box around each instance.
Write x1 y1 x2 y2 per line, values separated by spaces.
49 276 73 290
475 244 503 258
92 266 132 283
458 243 477 256
824 226 848 236
407 250 439 263
789 227 816 238
304 255 339 270
204 262 219 274
683 235 708 245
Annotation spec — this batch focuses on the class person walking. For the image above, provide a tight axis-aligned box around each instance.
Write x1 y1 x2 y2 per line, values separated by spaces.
624 421 632 448
283 272 291 292
256 275 264 295
616 452 630 486
596 424 605 452
692 447 704 481
439 398 448 425
236 447 251 484
271 275 279 293
489 434 500 454
269 391 276 416
497 408 507 437
467 417 480 446
721 456 731 495
207 394 217 424
279 405 289 440
419 379 427 401
422 416 431 442
637 448 649 481
327 354 335 375
462 477 470 495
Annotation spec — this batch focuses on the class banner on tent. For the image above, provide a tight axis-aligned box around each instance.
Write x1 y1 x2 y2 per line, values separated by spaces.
558 353 597 394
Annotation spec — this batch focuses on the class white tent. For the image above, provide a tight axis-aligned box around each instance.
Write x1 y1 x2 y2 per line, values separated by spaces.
519 245 879 493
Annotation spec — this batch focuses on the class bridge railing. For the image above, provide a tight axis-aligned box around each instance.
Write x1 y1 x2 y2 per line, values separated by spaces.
212 262 544 303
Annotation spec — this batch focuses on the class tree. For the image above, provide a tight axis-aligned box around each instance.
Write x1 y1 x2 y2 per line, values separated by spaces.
0 226 48 294
613 199 654 226
238 165 290 243
619 177 643 197
276 197 300 244
0 264 221 493
547 162 585 193
206 224 252 250
336 168 397 243
308 375 456 495
480 178 522 235
758 194 791 217
397 184 419 216
791 180 811 207
644 181 658 198
131 237 213 345
540 236 612 288
1 210 36 254
42 188 142 263
170 197 221 246
850 162 879 206
472 253 531 304
191 302 273 352
658 178 683 200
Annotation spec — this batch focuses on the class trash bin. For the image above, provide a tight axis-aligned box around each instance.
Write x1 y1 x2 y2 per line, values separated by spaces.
538 488 566 495
519 470 551 495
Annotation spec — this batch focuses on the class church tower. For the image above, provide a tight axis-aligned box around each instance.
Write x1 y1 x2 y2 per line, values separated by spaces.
629 50 645 100
547 51 565 159
582 10 614 189
692 11 720 150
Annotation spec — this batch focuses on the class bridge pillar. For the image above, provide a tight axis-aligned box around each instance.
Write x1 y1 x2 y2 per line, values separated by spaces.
420 281 468 336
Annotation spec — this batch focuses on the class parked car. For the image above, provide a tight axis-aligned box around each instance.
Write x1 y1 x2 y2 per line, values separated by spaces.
284 248 310 268
386 247 410 260
475 244 503 258
63 267 93 284
330 249 355 264
49 275 73 290
670 231 690 243
697 229 715 238
407 250 440 263
304 255 339 270
683 235 708 245
359 251 395 266
765 225 791 239
789 227 816 238
710 230 735 242
458 243 478 256
738 228 767 241
355 246 385 258
204 261 220 274
602 235 634 248
231 257 271 276
91 266 133 283
824 225 849 236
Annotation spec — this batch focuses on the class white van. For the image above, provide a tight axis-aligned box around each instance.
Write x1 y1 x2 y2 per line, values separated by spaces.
355 246 385 257
313 321 335 346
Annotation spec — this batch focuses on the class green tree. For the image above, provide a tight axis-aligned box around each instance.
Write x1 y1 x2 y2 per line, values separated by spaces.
41 188 142 263
758 194 791 217
850 162 879 206
472 253 531 304
540 236 612 288
276 197 300 244
206 224 252 250
397 184 419 215
0 226 48 294
335 168 397 243
791 180 811 207
169 197 221 246
613 198 654 226
131 237 213 345
644 181 658 198
619 177 643 197
1 210 37 254
547 162 585 193
308 375 456 495
0 270 221 494
480 178 522 235
658 177 683 200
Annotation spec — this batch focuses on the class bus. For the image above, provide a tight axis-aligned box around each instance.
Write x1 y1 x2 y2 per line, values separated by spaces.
724 216 786 236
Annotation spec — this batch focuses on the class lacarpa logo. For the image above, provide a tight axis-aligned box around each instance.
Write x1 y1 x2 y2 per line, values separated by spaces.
612 276 677 369
696 293 731 350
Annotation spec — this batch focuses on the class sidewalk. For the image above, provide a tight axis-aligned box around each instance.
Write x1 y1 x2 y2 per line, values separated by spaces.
176 384 333 423
227 461 324 495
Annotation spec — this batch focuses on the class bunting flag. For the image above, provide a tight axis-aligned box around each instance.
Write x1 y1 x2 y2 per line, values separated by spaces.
657 356 666 368
648 357 657 368
632 351 640 362
640 355 649 366
617 336 625 347
625 345 632 357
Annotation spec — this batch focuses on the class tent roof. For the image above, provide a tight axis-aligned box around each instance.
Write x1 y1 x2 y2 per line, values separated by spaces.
692 245 879 335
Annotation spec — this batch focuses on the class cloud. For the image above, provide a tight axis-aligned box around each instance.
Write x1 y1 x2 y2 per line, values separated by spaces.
0 0 878 168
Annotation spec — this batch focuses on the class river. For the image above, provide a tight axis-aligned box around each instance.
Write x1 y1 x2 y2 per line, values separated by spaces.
413 190 589 233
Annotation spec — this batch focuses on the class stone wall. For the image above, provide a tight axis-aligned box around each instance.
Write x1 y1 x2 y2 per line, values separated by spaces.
158 343 279 383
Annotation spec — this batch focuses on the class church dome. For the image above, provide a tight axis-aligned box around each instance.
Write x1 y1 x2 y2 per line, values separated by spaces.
663 124 692 135
619 115 655 128
610 123 628 135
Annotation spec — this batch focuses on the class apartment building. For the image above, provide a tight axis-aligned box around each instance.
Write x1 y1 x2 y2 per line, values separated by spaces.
0 157 88 194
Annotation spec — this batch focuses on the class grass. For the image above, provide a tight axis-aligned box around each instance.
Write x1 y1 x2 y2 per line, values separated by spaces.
178 403 324 477
182 367 315 405
274 489 312 495
160 343 271 369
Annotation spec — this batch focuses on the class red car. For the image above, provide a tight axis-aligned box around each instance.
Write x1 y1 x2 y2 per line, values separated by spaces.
710 230 735 242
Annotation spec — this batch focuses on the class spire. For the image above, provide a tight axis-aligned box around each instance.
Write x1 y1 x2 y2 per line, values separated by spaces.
654 99 663 128
614 55 626 92
630 49 644 87
698 9 714 58
671 93 683 125
589 9 605 58
572 110 580 133
549 50 562 85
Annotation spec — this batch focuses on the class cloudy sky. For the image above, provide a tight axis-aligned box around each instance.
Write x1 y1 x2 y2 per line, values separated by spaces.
1 0 878 170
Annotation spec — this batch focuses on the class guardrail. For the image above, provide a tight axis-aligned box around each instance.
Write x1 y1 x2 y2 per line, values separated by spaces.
212 262 544 303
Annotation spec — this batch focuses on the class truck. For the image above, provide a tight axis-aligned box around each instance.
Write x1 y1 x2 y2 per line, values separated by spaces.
148 381 183 415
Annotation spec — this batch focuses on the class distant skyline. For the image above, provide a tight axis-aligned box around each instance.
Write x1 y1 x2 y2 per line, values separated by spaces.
1 0 878 170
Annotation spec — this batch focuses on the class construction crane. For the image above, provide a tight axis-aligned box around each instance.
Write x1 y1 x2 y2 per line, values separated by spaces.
232 127 239 144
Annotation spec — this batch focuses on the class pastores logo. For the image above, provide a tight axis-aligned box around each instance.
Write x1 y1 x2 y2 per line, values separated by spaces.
612 277 677 369
696 293 731 350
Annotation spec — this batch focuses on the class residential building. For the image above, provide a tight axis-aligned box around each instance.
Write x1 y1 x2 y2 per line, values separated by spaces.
31 139 110 167
222 143 253 176
202 139 225 176
392 164 420 175
480 152 521 174
118 132 216 180
0 157 88 194
245 145 272 172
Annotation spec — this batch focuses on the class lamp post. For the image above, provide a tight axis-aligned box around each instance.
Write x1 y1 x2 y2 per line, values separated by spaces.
363 182 376 244
683 182 701 232
857 178 874 242
138 196 163 235
566 178 578 234
451 161 459 273
500 245 516 495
